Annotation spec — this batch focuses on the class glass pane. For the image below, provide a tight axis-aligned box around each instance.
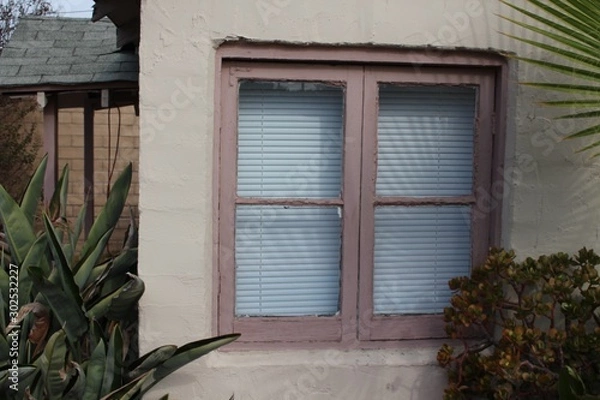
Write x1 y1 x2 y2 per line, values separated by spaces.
377 85 476 197
237 81 344 198
235 205 342 316
373 206 471 315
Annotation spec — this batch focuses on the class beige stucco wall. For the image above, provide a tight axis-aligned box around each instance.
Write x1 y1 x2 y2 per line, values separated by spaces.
138 0 600 398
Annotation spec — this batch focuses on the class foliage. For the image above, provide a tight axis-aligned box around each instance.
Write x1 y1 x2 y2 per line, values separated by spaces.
438 248 600 400
501 0 600 155
0 97 40 200
558 366 600 400
0 0 52 50
0 0 53 199
0 156 240 399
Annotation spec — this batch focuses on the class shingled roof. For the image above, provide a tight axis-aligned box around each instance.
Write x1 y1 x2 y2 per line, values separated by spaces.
0 16 138 90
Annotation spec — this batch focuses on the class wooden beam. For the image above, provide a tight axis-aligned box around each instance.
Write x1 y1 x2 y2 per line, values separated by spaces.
84 98 95 236
57 92 88 109
43 94 58 204
0 81 138 96
56 89 138 110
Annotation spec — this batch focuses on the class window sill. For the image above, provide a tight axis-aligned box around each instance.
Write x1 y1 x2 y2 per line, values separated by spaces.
216 336 461 352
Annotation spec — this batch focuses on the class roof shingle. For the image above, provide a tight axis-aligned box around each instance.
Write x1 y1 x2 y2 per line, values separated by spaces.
0 16 138 89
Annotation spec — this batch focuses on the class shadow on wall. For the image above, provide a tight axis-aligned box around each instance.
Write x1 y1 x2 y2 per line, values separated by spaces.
509 81 600 255
157 363 446 399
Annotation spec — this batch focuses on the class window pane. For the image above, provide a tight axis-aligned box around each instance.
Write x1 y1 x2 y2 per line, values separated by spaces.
237 81 344 198
373 206 471 315
235 205 342 316
377 86 476 197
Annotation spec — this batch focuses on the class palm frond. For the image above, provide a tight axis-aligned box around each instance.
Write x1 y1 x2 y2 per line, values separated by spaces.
541 100 600 107
502 0 600 153
557 110 600 120
522 82 600 95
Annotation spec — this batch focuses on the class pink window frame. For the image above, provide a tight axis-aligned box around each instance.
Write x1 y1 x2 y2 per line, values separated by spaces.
358 67 497 341
213 43 509 349
218 63 363 345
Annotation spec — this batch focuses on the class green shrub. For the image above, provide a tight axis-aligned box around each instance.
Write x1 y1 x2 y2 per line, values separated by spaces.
438 248 600 400
0 97 40 200
0 156 239 399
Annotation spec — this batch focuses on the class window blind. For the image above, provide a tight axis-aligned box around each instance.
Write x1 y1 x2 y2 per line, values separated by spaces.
235 81 344 317
237 81 344 199
235 206 342 316
373 206 471 314
373 85 476 315
376 85 476 197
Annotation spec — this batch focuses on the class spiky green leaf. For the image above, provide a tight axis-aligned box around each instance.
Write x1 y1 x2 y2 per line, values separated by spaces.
20 155 47 227
48 165 69 221
152 334 240 381
73 228 113 289
108 325 123 392
100 372 151 400
29 267 88 344
82 340 107 400
85 274 144 321
64 198 89 262
0 334 8 365
43 215 81 307
62 362 86 400
20 234 49 306
126 345 177 381
0 364 38 395
0 267 8 331
0 184 36 265
82 164 132 258
42 330 67 400
138 334 241 396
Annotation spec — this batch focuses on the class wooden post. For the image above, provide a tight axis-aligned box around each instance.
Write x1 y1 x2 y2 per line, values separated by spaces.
84 98 95 236
43 94 58 204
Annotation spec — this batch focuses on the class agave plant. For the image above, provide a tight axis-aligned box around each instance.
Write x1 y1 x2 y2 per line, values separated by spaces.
501 0 600 154
0 156 239 399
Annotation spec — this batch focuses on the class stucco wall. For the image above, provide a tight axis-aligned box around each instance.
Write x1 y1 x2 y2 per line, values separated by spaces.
138 1 600 398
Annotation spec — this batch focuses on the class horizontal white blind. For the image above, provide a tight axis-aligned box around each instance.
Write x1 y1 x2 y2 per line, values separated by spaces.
235 81 345 317
235 206 342 316
237 81 344 198
373 206 471 315
377 85 476 197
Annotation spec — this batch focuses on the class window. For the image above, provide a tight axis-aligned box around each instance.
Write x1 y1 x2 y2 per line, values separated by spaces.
216 45 506 347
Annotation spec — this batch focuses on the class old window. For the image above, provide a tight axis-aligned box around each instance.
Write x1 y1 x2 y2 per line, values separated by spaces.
216 46 506 347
